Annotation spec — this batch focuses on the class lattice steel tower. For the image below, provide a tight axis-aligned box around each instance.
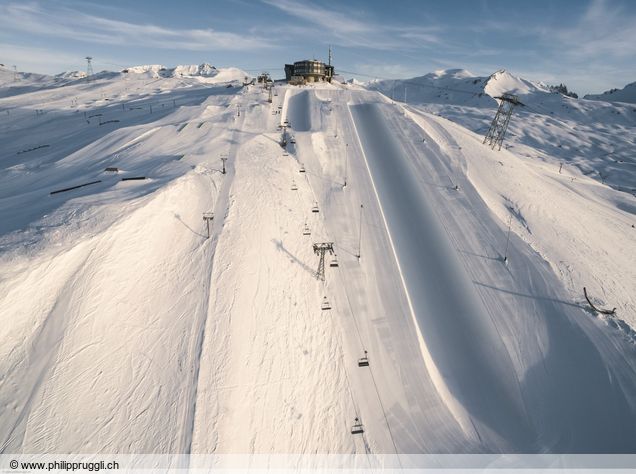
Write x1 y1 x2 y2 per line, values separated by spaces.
313 242 334 281
483 93 523 150
85 56 94 83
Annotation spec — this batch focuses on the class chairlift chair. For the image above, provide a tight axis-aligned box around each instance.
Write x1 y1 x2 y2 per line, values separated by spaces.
321 296 331 310
358 351 369 367
290 137 296 144
312 202 319 213
299 164 306 173
303 223 311 236
329 254 339 267
351 417 364 435
291 181 298 191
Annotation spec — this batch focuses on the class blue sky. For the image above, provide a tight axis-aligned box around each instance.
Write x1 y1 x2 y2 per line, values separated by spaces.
1 0 635 94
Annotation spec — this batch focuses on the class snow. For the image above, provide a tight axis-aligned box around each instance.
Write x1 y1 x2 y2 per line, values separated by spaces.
369 69 636 331
1 66 636 456
123 64 245 83
585 81 636 104
55 71 87 80
483 69 548 97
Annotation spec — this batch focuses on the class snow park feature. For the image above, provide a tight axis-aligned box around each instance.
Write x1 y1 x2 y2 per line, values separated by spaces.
0 60 636 463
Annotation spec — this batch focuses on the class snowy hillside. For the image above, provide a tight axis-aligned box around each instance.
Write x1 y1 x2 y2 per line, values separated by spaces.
368 69 636 330
1 65 636 456
585 81 636 104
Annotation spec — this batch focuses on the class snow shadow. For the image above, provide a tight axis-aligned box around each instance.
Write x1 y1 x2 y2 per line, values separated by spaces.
286 90 312 132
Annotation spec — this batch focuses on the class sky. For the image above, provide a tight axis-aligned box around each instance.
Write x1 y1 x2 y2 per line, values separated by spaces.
0 0 635 95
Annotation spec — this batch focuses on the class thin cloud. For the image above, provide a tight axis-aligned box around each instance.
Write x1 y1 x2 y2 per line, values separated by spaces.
0 2 273 51
551 0 636 59
353 62 424 80
0 44 88 70
262 0 443 50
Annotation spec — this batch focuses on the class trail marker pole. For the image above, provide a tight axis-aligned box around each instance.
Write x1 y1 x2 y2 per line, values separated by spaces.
344 143 348 187
203 212 214 238
221 155 228 175
356 204 363 260
503 214 512 263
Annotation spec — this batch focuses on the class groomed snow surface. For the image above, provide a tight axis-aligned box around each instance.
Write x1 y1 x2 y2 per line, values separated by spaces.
1 67 636 455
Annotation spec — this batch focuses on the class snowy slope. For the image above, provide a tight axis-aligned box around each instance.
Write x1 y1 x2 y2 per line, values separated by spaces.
369 69 636 194
346 90 636 451
0 68 253 453
368 68 494 107
1 68 636 456
585 81 636 104
368 69 636 331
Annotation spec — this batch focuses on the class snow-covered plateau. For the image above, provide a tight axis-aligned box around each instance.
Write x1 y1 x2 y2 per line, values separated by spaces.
1 64 635 455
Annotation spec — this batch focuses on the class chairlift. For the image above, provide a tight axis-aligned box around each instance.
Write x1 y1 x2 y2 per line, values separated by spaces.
303 223 311 236
312 202 319 213
321 296 331 310
358 351 369 367
291 181 298 191
299 164 306 173
329 254 339 267
351 417 364 435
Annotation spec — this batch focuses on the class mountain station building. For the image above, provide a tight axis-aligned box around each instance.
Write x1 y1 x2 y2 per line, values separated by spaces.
284 60 334 84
